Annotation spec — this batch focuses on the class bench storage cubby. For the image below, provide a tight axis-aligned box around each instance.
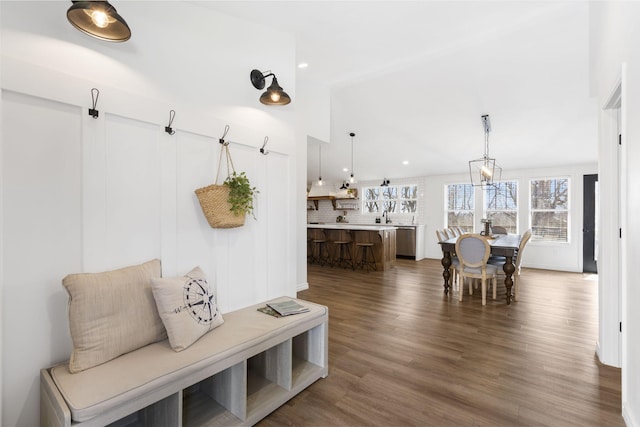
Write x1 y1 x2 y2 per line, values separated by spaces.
41 298 328 427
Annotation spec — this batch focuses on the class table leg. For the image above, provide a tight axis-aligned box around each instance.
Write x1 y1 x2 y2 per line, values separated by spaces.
503 255 515 304
441 251 451 294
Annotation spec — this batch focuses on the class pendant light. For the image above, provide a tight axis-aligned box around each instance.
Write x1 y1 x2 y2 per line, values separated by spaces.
469 114 502 187
317 143 323 186
349 132 356 183
67 1 131 42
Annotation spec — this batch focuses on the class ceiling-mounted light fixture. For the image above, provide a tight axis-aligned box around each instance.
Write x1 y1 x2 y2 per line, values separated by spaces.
381 178 390 187
317 143 323 186
349 132 356 183
67 1 131 42
469 114 502 187
250 69 291 105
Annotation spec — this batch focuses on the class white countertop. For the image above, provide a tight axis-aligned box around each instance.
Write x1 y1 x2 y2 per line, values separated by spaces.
307 224 398 231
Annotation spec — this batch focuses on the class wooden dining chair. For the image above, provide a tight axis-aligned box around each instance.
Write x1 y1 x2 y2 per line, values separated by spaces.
455 234 499 305
489 229 532 301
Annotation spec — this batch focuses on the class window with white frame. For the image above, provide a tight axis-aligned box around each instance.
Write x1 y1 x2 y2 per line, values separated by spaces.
530 178 569 242
363 184 418 214
446 183 474 232
484 181 518 233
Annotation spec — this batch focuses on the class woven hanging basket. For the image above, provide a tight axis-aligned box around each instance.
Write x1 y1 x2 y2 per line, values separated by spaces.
195 140 246 229
195 184 245 229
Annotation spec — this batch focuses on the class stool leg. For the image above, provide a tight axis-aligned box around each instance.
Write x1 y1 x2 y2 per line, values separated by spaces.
318 242 326 266
344 244 354 269
320 242 331 266
337 243 354 269
362 246 377 272
369 247 377 271
310 242 320 265
355 246 364 270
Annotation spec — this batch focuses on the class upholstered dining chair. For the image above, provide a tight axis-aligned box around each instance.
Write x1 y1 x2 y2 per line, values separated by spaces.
436 229 458 290
455 234 499 305
447 227 460 237
442 228 453 239
489 229 532 301
491 225 508 235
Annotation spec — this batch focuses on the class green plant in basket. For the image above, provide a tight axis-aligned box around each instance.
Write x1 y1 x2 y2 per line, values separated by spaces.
224 172 258 218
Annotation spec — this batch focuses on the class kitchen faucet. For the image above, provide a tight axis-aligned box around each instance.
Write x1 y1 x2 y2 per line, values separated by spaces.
382 210 392 224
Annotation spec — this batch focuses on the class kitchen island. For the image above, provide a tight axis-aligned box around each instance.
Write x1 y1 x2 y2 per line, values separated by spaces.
307 224 397 270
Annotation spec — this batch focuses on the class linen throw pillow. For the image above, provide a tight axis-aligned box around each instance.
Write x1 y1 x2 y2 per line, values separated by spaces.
63 259 167 373
151 266 224 352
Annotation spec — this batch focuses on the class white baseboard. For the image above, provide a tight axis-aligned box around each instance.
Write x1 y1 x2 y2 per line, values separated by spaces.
623 401 637 427
296 282 309 292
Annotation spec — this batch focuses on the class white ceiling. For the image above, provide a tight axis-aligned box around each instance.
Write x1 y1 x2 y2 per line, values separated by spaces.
201 1 597 185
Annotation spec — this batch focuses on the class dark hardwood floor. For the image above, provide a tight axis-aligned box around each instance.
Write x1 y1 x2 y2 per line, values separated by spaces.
259 258 624 427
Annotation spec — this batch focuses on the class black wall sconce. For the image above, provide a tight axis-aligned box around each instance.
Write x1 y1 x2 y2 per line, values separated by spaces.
67 1 131 42
381 178 390 187
250 69 291 105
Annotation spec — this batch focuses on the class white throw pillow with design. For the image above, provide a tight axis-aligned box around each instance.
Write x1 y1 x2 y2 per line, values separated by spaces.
151 266 224 351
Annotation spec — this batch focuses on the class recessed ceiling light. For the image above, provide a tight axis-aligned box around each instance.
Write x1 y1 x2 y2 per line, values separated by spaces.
402 160 409 165
343 167 348 172
298 63 309 69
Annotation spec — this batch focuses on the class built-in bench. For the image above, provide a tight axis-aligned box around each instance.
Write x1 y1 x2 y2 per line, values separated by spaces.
40 297 328 427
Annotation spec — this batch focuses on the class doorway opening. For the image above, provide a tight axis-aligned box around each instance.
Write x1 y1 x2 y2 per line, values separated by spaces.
583 174 598 273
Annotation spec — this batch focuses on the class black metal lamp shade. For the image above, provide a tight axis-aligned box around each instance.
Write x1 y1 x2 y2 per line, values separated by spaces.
250 69 291 106
67 1 131 42
260 76 291 105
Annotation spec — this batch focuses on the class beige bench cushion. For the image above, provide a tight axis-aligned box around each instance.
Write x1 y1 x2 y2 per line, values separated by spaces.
51 298 327 422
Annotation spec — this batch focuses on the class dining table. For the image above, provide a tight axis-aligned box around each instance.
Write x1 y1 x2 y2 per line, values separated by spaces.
438 233 521 304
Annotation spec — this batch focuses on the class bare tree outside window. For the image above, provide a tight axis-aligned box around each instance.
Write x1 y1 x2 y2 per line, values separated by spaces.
446 183 474 232
530 178 569 242
485 181 518 233
363 185 417 214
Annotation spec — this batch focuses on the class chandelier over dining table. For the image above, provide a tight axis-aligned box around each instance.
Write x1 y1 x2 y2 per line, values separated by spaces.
469 114 502 187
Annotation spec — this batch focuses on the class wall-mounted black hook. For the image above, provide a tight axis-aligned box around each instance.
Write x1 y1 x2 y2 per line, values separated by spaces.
89 88 99 119
165 110 176 135
260 136 269 155
219 124 230 146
